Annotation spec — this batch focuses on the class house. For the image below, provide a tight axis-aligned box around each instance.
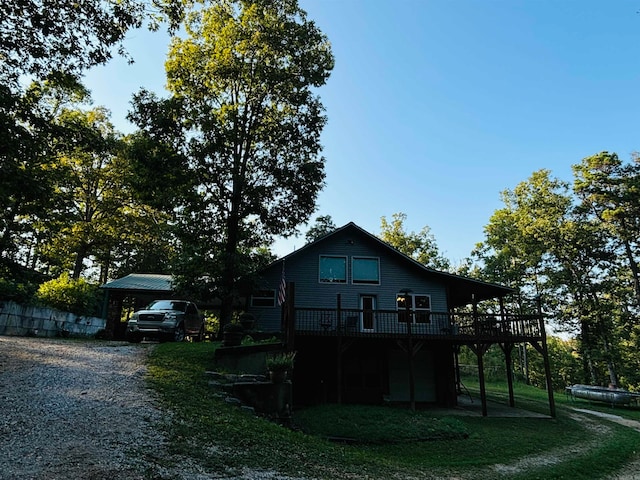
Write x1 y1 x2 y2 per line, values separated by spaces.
245 222 555 416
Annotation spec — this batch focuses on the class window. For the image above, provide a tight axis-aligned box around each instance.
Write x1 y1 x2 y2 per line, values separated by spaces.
319 255 347 283
414 295 431 323
396 294 410 323
396 293 431 324
352 257 380 284
251 289 276 307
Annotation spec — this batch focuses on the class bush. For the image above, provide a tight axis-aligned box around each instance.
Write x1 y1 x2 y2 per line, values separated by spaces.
203 310 220 336
35 273 101 316
266 351 296 372
0 278 38 303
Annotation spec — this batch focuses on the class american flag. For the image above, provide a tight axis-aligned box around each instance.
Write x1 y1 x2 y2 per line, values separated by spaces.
277 261 286 306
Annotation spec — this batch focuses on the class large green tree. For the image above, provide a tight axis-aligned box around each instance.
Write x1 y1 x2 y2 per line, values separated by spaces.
573 152 640 307
45 107 126 279
0 77 88 275
131 0 334 326
475 169 621 387
473 170 571 313
41 105 176 282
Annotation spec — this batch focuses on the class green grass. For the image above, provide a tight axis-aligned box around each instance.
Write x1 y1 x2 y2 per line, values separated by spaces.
462 375 640 419
146 342 640 479
294 403 468 443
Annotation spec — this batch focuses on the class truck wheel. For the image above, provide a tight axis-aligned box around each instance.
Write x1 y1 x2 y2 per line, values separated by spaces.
173 324 185 342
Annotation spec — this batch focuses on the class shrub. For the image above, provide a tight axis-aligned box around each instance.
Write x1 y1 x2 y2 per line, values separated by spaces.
35 273 101 316
0 278 38 303
203 310 220 336
266 351 296 372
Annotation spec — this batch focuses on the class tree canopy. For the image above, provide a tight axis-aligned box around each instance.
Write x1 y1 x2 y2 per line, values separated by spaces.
0 0 188 91
130 0 334 326
0 0 188 283
305 215 337 243
379 213 451 271
474 158 640 389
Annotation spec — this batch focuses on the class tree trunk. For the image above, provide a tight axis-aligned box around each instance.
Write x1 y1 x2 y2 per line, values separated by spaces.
601 334 619 387
72 244 89 279
99 250 110 285
621 233 640 307
218 174 243 334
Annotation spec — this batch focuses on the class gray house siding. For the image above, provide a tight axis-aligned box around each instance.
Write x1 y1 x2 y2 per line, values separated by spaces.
248 226 450 334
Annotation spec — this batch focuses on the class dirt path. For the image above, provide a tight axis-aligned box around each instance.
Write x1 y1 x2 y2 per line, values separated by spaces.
571 407 640 433
571 408 640 480
488 407 640 479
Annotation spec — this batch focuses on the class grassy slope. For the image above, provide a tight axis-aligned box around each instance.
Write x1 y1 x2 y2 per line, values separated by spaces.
147 342 640 479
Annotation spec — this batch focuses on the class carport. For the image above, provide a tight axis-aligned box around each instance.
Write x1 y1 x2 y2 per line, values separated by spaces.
100 274 173 338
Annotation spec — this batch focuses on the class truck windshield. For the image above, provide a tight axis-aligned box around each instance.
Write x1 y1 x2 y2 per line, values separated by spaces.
148 300 187 312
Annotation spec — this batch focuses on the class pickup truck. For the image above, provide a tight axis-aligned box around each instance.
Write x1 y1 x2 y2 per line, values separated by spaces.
126 299 205 343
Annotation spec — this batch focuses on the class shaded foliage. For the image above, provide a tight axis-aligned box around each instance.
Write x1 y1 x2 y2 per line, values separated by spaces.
379 212 450 271
35 272 102 316
474 156 640 390
305 215 336 243
130 0 334 326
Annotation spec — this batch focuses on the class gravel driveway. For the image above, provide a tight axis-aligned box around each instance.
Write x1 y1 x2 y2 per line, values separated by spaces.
0 336 169 480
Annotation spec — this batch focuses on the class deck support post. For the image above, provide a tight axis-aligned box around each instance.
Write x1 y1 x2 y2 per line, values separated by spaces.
454 344 462 394
336 294 343 405
498 297 515 407
285 282 296 350
476 345 488 417
407 322 416 411
531 338 556 417
502 343 515 407
471 297 489 416
542 346 556 417
399 289 416 411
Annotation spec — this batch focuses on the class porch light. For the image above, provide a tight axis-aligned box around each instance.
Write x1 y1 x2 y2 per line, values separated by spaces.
397 288 413 303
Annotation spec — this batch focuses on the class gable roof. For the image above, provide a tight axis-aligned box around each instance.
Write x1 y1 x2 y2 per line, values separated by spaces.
275 222 514 307
100 273 173 293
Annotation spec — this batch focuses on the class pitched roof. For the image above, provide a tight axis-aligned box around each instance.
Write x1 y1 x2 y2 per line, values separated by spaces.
275 222 514 307
100 273 173 292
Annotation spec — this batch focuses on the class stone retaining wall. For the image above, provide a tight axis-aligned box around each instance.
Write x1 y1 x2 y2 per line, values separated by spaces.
0 301 105 337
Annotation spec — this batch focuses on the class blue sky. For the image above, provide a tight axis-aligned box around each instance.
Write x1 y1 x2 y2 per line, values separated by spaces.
83 1 640 265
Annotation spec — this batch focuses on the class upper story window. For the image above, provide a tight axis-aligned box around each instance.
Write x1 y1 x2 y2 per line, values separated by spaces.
319 255 347 283
396 293 431 324
251 289 276 307
352 257 380 284
413 294 431 323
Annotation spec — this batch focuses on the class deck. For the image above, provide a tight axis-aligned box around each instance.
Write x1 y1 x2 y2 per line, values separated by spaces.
293 308 544 344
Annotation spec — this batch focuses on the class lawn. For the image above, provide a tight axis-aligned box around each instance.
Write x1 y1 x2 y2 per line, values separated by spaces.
146 342 640 479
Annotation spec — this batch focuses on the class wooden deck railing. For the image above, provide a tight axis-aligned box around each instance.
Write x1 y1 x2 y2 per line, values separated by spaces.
293 308 544 343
